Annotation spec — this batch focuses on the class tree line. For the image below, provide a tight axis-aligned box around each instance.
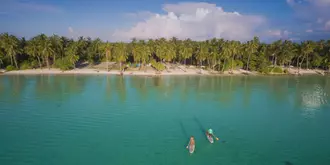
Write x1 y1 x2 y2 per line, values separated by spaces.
1 33 330 73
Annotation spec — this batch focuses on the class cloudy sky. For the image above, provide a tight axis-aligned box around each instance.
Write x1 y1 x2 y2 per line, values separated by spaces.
1 0 330 42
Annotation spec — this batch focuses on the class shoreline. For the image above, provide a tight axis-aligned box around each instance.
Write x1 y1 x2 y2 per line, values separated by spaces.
1 68 327 76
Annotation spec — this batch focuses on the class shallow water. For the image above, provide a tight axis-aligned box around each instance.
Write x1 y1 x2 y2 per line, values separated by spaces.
0 75 330 165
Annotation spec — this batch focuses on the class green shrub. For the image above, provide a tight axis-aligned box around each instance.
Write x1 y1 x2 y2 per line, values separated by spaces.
272 67 283 73
248 62 257 71
214 63 222 71
54 58 73 71
221 61 231 71
227 60 235 70
235 60 244 68
283 69 289 74
223 60 243 70
5 65 16 71
31 60 39 68
20 61 32 70
151 60 165 72
259 67 270 74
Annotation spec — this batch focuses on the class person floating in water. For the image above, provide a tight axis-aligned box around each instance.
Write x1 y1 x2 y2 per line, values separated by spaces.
206 128 219 141
186 136 195 154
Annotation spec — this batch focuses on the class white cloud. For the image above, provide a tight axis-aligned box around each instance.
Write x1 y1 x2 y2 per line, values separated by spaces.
265 29 292 39
112 2 267 42
283 30 292 36
289 37 300 41
317 18 323 23
267 30 282 37
306 29 313 32
325 21 330 30
68 27 74 33
286 0 295 6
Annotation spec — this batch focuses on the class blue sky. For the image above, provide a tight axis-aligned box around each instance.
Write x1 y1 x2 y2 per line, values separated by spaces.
1 0 330 42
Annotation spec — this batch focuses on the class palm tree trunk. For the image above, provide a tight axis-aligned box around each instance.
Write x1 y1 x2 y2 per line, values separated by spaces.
306 54 309 69
139 61 142 70
218 59 221 72
274 56 277 66
296 56 300 68
222 60 226 72
106 52 109 72
213 59 216 71
231 58 234 72
247 53 251 70
37 56 42 69
120 62 122 73
46 56 50 70
53 55 56 66
13 55 18 68
299 56 305 70
42 56 45 67
10 54 13 66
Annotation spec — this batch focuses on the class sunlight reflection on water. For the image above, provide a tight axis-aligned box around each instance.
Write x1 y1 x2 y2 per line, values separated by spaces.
300 84 327 118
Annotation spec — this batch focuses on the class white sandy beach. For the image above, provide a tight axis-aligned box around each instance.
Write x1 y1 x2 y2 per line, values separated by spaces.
1 63 327 76
286 68 327 75
1 68 224 76
2 66 250 76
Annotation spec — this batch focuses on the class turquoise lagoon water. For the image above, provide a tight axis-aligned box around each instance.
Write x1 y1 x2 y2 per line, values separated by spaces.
0 75 329 165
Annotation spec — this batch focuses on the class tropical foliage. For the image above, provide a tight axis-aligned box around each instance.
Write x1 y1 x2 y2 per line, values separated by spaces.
1 33 330 73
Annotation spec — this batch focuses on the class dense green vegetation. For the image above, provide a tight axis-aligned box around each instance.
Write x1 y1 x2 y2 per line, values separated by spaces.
1 33 330 73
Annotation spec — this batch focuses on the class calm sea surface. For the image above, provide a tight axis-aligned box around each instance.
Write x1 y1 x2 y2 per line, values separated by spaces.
0 75 329 165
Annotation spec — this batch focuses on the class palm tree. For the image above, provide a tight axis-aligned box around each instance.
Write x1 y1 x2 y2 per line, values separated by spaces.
35 34 54 69
164 40 176 63
256 43 269 72
279 40 297 67
323 40 330 71
245 36 259 70
0 33 20 68
76 36 89 62
220 41 231 72
113 42 127 73
229 41 240 72
178 39 193 66
25 39 42 68
195 42 209 69
65 42 79 69
269 40 282 66
101 42 112 71
155 38 167 62
301 41 314 69
209 38 219 70
88 38 102 63
131 38 139 64
2 32 330 73
0 48 4 68
140 40 152 72
49 34 63 65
